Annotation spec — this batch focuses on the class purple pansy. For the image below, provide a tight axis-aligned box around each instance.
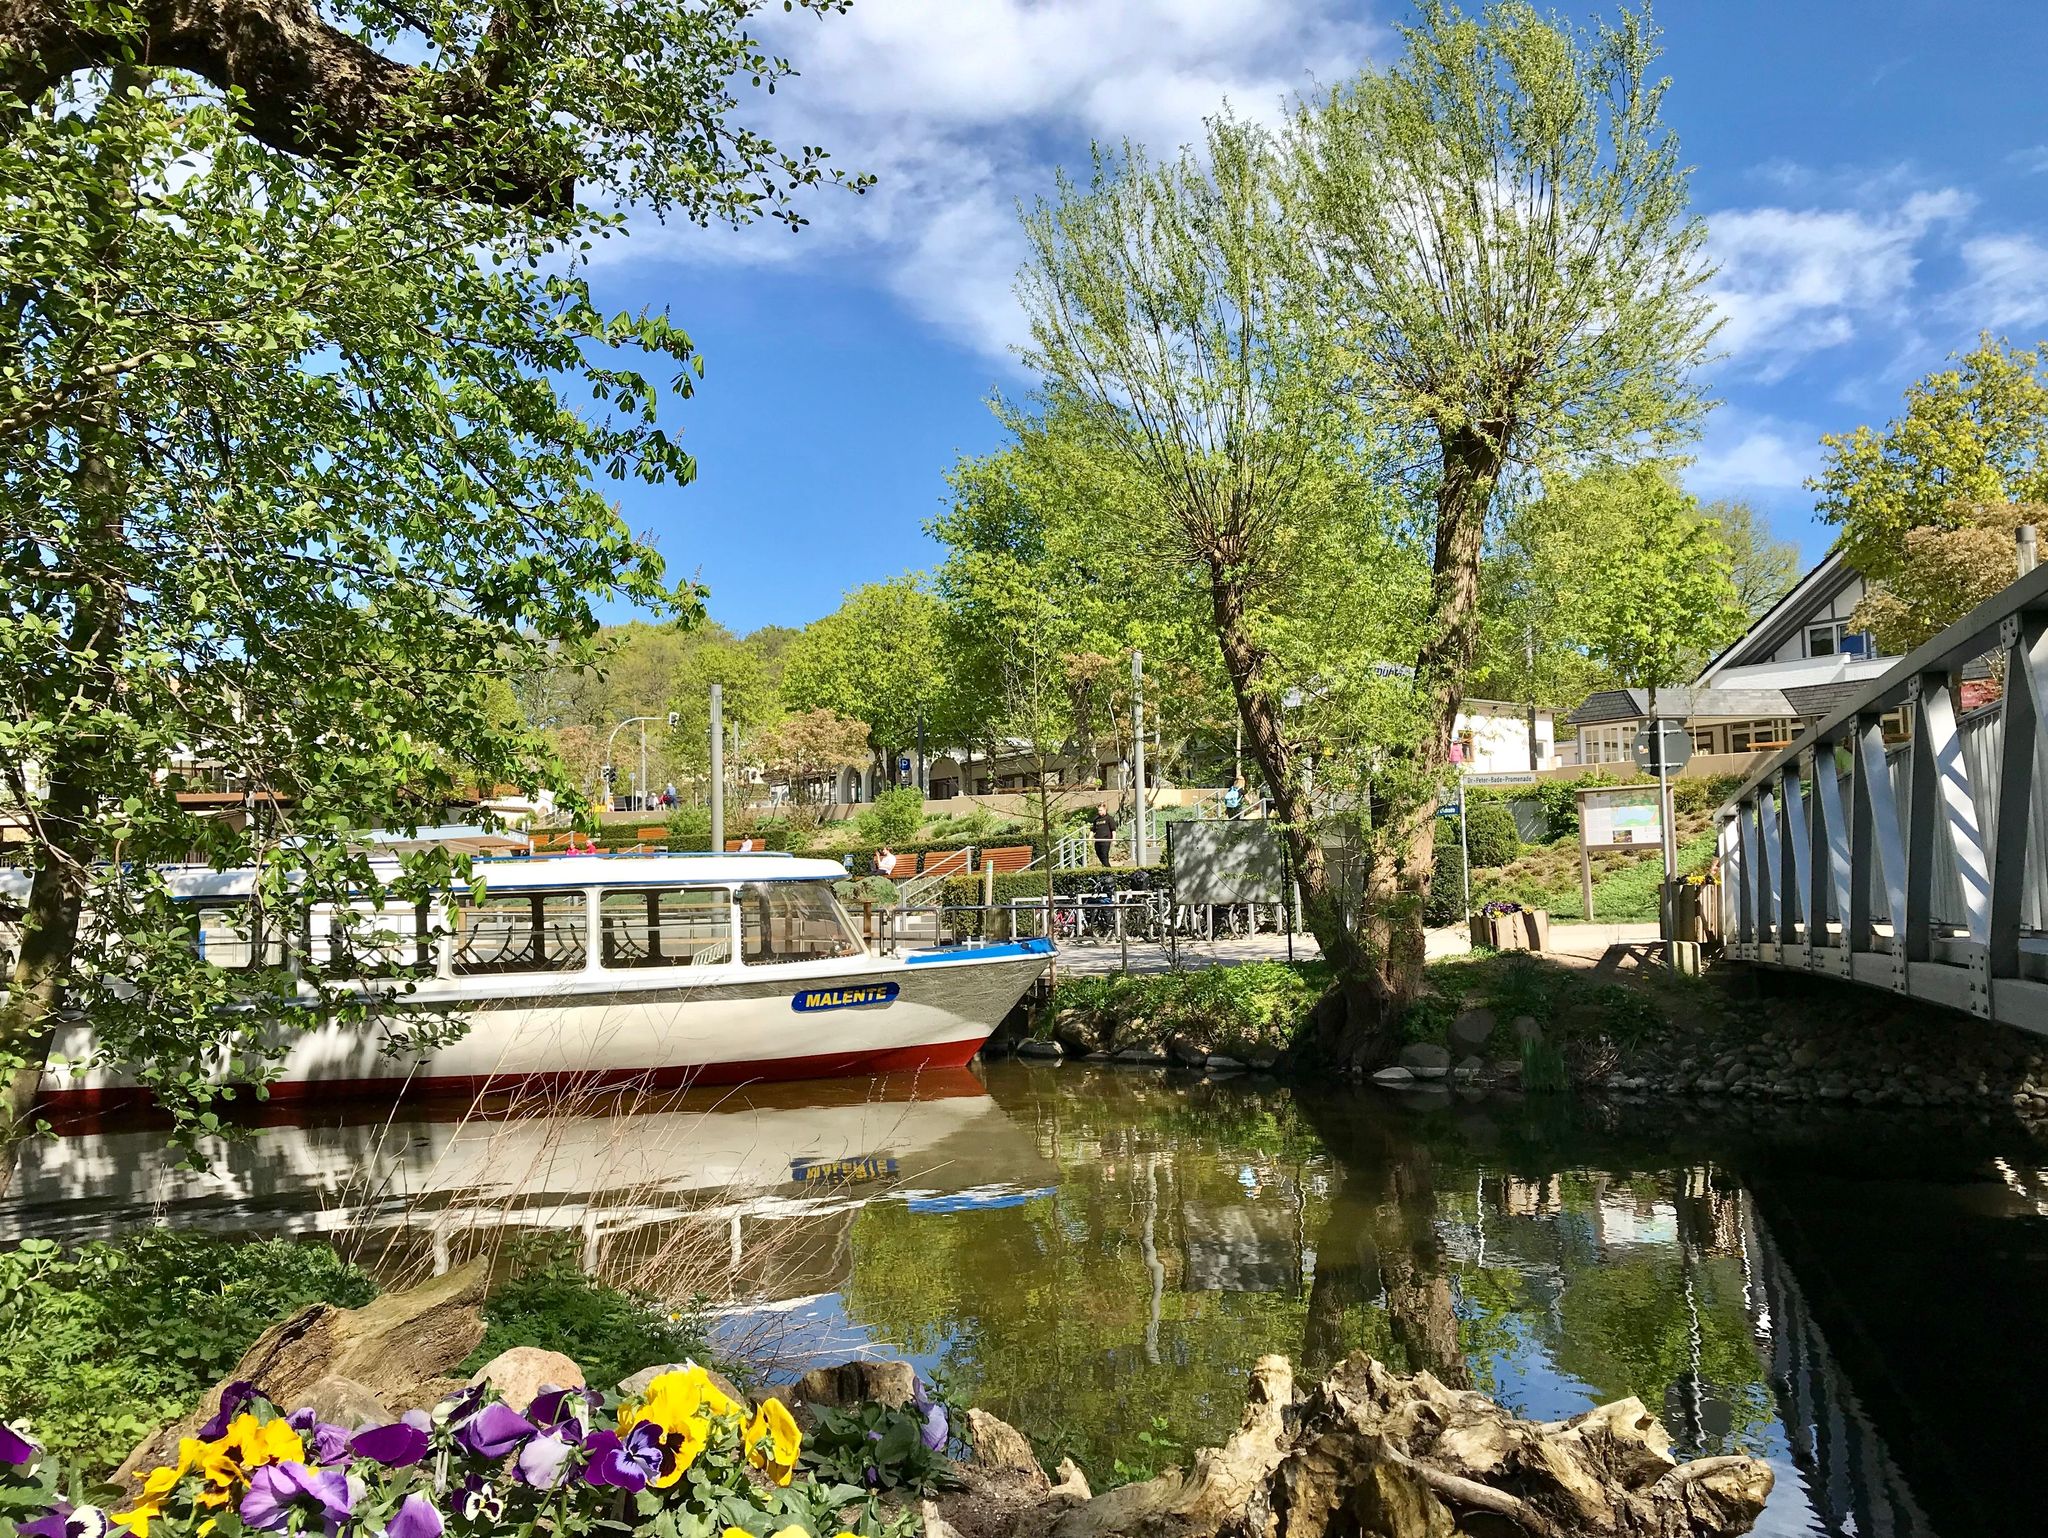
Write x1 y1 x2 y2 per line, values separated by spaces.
386 1493 443 1538
513 1428 578 1491
916 1401 948 1453
452 1403 536 1461
286 1411 356 1469
524 1389 588 1433
578 1424 664 1493
240 1462 355 1534
0 1423 40 1468
350 1420 430 1469
199 1382 265 1440
17 1504 103 1538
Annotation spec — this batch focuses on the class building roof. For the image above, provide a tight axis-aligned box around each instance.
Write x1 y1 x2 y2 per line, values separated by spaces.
1695 548 1857 682
1568 686 1797 727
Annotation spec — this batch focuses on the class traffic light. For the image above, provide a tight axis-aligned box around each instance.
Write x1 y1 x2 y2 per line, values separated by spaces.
601 764 616 784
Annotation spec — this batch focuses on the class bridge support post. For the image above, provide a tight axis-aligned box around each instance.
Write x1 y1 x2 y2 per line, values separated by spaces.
1991 614 2048 984
1853 714 1910 993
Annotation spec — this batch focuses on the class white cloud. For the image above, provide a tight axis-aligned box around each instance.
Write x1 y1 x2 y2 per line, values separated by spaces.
597 0 1381 360
1686 413 1820 494
1703 187 1973 381
1953 232 2048 330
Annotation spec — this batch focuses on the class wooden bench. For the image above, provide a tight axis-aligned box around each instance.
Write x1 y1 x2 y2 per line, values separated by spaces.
981 844 1033 874
919 849 971 879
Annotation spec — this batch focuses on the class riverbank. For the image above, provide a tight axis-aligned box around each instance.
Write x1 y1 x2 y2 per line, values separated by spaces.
1019 942 2048 1122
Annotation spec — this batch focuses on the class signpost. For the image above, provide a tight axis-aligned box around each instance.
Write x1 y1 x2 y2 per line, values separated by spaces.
1630 719 1691 935
1576 785 1664 921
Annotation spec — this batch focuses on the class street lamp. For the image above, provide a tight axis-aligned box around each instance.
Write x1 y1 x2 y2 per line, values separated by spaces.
602 715 671 814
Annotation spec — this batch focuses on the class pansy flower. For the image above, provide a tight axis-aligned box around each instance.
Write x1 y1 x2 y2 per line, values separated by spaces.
239 1461 355 1534
742 1399 802 1487
198 1384 265 1442
451 1403 536 1462
350 1415 431 1471
454 1476 503 1525
19 1503 108 1538
615 1372 723 1489
386 1493 443 1538
1 1423 40 1469
286 1410 356 1469
512 1427 579 1491
578 1425 664 1493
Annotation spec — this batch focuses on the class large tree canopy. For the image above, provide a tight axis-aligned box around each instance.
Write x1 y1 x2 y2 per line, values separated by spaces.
0 3 857 1151
1013 1 1716 1060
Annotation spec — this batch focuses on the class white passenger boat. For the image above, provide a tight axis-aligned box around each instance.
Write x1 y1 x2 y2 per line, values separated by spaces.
26 852 1053 1112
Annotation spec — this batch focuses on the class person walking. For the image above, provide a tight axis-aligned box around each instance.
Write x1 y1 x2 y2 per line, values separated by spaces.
1090 807 1115 868
1223 775 1246 819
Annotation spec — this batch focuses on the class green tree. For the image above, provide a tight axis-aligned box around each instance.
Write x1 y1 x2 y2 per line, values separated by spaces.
1849 500 2042 653
0 5 856 1153
1702 501 1801 618
1814 335 2048 584
665 635 780 788
781 577 959 784
1018 2 1716 1060
1586 474 1746 712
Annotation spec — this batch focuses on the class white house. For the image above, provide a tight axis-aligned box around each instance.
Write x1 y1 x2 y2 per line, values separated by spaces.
1569 550 1902 767
1451 699 1559 773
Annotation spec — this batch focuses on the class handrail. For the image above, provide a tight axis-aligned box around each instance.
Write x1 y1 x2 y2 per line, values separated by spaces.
1718 561 2048 817
1713 558 2048 1032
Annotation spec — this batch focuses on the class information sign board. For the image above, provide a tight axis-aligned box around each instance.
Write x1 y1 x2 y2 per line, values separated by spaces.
1577 785 1666 921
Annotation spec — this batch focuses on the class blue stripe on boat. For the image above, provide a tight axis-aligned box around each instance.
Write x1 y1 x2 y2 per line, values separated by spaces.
903 939 1054 965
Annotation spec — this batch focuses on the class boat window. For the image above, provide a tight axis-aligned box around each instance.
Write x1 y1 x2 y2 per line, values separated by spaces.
600 888 731 968
451 892 587 975
187 902 287 970
740 881 863 966
308 901 437 976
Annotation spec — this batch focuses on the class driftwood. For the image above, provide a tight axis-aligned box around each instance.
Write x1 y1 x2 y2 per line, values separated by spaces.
945 1353 1771 1538
116 1261 489 1485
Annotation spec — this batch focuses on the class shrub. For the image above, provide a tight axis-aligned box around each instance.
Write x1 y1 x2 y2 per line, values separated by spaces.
1046 960 1328 1053
461 1239 707 1393
1426 827 1467 926
854 787 925 845
1462 800 1520 867
0 1231 375 1475
664 803 712 847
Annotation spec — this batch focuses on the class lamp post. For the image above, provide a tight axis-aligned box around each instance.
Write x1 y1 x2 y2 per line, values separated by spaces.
1131 650 1147 866
603 716 665 814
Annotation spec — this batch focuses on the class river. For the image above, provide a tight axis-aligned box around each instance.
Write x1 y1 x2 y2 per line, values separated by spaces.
7 1061 2044 1537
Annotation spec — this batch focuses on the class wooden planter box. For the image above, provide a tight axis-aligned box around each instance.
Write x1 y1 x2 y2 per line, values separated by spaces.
1470 909 1549 953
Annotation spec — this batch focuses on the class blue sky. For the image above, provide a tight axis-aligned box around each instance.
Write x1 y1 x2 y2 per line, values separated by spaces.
581 0 2048 634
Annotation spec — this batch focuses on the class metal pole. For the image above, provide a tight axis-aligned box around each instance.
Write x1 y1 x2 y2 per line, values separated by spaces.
917 713 927 794
1656 712 1676 939
709 684 724 851
2020 524 2039 577
1457 769 1471 920
1131 650 1147 867
1525 626 1540 771
639 720 648 818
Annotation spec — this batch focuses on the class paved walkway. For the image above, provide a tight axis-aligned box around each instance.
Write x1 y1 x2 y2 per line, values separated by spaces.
1052 921 1664 976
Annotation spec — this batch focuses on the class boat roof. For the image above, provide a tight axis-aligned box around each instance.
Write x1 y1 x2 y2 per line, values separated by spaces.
0 851 851 903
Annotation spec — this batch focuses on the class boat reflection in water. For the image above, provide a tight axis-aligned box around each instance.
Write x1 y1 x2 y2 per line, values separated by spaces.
0 1067 1054 1360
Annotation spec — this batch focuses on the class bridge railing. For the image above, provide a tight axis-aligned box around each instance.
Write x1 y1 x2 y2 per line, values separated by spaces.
1715 561 2048 1031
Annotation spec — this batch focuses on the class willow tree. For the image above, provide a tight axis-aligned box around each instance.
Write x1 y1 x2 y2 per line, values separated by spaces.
1288 0 1717 1056
1019 2 1716 1063
1 3 859 1155
1015 117 1423 1023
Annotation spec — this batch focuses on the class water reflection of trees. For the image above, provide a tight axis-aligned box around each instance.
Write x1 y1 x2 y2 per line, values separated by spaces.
838 1072 1780 1478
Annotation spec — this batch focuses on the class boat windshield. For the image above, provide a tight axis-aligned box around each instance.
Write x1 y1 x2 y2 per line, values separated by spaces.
739 880 864 965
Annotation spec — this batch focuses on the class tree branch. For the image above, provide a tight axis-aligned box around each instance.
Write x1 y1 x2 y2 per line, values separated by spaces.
4 0 572 209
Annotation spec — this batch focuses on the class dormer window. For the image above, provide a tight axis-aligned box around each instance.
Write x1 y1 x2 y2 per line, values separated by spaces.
1806 622 1842 657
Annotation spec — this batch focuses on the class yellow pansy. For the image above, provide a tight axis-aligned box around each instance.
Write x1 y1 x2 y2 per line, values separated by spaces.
743 1398 802 1487
768 1528 811 1538
620 1371 713 1487
111 1500 161 1538
220 1413 304 1472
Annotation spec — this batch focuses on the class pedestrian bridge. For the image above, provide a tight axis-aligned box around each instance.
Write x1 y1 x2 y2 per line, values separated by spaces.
1717 562 2048 1032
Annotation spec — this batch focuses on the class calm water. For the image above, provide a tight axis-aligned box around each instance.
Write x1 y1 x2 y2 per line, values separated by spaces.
8 1063 2047 1537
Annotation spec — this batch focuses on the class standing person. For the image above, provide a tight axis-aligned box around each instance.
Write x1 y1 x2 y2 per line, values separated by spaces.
663 781 677 809
1090 807 1115 868
1223 776 1245 819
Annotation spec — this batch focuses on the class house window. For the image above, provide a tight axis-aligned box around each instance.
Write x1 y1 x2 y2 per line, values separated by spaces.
1577 724 1635 765
1690 726 1717 755
930 777 959 800
1728 719 1796 754
1807 622 1839 657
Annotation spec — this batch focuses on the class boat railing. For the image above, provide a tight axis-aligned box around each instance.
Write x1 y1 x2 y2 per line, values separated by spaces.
862 895 1200 960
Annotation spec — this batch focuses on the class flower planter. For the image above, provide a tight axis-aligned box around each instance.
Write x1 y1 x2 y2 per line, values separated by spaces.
1469 909 1548 953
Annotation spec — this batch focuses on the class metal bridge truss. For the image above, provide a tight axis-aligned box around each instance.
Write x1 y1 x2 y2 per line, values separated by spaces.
1717 564 2048 1032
